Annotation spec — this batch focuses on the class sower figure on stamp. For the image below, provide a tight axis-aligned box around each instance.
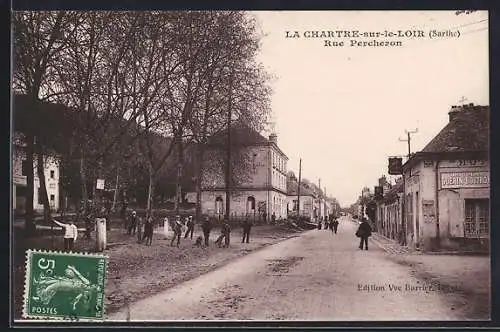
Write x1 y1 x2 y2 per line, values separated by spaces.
356 217 372 250
184 215 194 240
242 218 252 243
170 215 182 247
201 216 211 247
52 219 78 251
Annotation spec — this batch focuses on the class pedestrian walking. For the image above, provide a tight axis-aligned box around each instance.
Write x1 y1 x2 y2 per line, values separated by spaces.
317 218 322 230
127 210 138 235
184 215 194 239
170 215 182 247
356 217 372 250
271 212 276 224
262 212 267 223
333 218 339 234
142 216 154 245
242 219 252 243
201 216 211 247
52 219 78 251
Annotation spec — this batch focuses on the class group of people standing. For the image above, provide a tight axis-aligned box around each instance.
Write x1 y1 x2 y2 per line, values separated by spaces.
317 215 340 234
126 211 254 249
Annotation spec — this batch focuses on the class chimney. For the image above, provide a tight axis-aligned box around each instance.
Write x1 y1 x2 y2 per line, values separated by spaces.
448 105 461 122
269 132 277 144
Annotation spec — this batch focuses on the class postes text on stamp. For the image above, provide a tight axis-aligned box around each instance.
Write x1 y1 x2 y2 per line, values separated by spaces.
23 249 107 321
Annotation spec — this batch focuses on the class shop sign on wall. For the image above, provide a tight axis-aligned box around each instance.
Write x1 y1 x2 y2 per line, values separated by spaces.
422 200 435 223
441 171 489 189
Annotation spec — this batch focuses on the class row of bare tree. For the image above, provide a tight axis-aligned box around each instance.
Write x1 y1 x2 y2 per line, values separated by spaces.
12 11 272 235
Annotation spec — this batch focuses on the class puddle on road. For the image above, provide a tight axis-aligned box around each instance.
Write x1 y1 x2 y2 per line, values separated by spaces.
266 256 304 273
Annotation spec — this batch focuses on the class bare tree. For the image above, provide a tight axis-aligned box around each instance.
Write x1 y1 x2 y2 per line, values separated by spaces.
12 11 83 234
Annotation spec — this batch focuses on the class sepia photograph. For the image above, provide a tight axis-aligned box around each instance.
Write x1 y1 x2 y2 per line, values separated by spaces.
11 9 490 323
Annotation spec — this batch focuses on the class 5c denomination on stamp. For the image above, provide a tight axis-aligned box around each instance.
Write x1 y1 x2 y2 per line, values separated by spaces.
22 249 107 321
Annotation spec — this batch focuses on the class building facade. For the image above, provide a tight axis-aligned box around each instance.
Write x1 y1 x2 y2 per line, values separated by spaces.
402 104 489 251
185 126 289 222
12 133 61 214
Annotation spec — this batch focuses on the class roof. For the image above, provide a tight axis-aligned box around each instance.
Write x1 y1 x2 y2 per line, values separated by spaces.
287 178 315 197
208 123 269 145
207 123 289 160
403 105 489 170
421 105 489 153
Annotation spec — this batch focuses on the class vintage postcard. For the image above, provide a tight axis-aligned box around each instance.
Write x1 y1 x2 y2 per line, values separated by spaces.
11 10 490 323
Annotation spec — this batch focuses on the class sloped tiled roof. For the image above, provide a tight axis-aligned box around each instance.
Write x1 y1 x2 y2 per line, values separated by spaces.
421 106 489 153
207 123 269 146
287 178 315 197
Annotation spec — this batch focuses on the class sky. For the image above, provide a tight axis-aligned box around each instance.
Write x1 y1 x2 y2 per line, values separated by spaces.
251 10 489 207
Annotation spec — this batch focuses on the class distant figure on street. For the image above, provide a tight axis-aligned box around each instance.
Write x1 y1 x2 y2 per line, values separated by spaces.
142 216 154 245
170 215 182 247
333 217 339 234
184 216 194 240
242 218 253 243
271 212 276 224
356 218 372 250
262 212 267 223
201 216 211 247
52 219 78 251
317 218 322 230
324 217 329 230
127 211 138 235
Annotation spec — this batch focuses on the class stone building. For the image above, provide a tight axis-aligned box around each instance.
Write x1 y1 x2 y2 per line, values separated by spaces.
12 133 60 214
402 103 489 251
185 125 288 222
286 175 317 220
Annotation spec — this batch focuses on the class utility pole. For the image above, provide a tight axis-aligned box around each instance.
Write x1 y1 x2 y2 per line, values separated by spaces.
296 158 302 218
318 178 321 219
398 128 418 160
398 128 417 247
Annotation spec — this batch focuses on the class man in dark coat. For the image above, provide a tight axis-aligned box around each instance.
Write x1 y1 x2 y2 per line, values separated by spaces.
242 219 252 243
127 210 138 235
184 216 194 240
171 215 182 247
356 218 372 250
333 217 339 234
201 216 211 247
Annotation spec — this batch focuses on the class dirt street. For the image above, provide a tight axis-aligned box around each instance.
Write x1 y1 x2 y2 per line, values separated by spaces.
108 216 488 321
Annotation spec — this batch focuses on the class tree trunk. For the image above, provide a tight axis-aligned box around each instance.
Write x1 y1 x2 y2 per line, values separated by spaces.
112 167 120 211
146 165 155 221
35 142 52 224
195 144 205 224
175 137 183 215
24 132 36 237
79 150 88 211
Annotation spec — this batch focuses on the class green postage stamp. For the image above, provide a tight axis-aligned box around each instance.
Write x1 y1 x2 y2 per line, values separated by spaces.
23 249 107 321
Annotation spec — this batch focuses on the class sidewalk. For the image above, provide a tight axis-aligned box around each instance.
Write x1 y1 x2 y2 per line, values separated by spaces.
370 231 490 320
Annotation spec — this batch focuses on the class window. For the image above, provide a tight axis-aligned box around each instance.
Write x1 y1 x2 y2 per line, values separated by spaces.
464 199 489 238
50 194 55 201
50 170 55 179
21 160 30 176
